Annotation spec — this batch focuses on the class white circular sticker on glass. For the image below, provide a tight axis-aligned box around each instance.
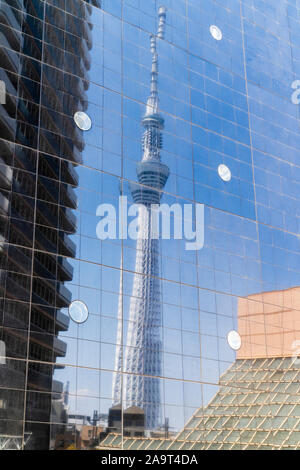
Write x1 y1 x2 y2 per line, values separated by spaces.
74 111 92 131
210 25 223 41
227 330 242 351
218 164 231 182
68 300 89 324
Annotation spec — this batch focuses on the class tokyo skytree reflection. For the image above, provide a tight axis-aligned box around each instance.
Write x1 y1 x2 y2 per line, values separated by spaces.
112 7 170 430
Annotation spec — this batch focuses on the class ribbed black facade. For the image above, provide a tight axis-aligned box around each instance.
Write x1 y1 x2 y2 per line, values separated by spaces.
0 0 99 449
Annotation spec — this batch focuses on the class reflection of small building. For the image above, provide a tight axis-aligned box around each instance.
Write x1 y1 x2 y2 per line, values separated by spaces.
53 411 108 450
54 422 105 450
107 405 145 437
53 427 78 451
80 425 103 449
68 414 91 427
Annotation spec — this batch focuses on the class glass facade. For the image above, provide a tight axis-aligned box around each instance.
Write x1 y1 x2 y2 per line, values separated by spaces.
0 0 300 451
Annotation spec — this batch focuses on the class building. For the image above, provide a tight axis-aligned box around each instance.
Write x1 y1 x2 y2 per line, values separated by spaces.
0 0 97 449
107 405 145 437
1 0 300 451
53 411 105 449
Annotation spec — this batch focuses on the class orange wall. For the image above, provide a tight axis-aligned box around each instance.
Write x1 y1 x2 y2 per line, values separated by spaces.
237 287 300 359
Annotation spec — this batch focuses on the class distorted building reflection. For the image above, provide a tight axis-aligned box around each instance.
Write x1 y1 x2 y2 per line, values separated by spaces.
53 410 107 450
107 405 145 437
0 0 98 449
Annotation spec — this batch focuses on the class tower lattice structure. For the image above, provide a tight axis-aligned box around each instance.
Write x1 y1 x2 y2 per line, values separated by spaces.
112 7 170 430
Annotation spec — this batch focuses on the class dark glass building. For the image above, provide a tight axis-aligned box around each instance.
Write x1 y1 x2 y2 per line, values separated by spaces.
1 0 300 451
0 0 97 449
